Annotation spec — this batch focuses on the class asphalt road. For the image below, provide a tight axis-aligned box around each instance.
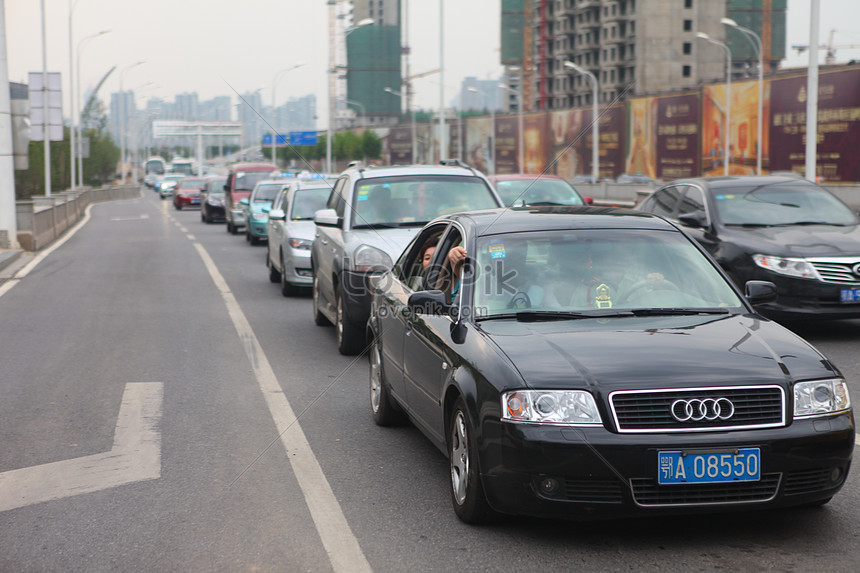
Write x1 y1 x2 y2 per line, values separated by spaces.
0 189 858 572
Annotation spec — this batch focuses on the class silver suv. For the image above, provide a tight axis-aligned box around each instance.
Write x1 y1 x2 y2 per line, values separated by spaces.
311 161 504 354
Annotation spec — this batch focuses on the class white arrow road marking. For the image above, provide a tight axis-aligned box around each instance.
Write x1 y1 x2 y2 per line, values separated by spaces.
0 382 163 513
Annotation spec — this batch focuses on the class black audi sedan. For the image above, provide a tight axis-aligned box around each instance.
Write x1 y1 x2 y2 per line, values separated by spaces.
637 175 860 320
367 206 853 523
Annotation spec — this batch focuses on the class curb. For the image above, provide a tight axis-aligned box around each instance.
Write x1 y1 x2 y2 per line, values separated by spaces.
0 249 23 274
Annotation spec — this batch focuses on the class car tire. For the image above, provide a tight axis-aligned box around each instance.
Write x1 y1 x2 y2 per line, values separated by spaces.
336 285 365 356
449 396 496 524
280 253 299 297
369 333 406 426
175 203 182 210
312 272 332 327
201 211 206 223
230 223 239 236
267 250 281 283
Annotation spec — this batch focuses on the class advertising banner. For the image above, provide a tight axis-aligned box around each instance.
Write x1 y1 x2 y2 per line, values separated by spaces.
495 116 519 174
655 93 699 179
769 67 860 181
625 96 658 180
523 112 548 174
465 116 493 175
583 105 625 180
549 108 587 180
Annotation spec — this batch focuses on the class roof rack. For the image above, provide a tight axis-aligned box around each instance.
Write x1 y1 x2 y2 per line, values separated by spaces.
439 158 469 169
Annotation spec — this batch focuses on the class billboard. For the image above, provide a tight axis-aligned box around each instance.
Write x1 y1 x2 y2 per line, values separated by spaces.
465 116 493 175
388 125 413 164
522 112 548 174
769 67 860 181
625 96 658 180
495 116 519 174
655 93 699 180
549 108 586 180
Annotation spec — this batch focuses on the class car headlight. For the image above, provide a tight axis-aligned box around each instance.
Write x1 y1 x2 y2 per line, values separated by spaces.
752 254 818 279
502 390 602 426
251 212 268 221
289 238 313 250
353 245 393 272
794 378 851 418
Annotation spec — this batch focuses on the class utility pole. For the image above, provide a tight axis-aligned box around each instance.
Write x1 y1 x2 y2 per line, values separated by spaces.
0 0 20 248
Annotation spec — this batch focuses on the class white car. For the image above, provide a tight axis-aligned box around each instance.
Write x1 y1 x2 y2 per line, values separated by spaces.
266 176 336 295
157 174 185 198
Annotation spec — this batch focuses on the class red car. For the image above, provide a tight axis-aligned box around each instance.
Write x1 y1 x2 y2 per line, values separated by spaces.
173 177 207 210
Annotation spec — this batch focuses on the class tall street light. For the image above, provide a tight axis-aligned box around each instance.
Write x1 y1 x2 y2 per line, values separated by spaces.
327 15 374 174
438 0 446 160
271 61 306 166
722 17 763 175
564 61 599 182
69 0 79 189
76 29 110 187
119 60 145 184
384 86 417 163
467 87 495 175
697 32 731 176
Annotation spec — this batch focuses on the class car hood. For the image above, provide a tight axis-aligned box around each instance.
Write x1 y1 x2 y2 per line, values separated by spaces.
479 313 837 391
721 223 860 257
284 220 316 241
345 227 422 260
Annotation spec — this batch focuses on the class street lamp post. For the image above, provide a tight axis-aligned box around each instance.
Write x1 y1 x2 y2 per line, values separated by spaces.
564 61 599 182
384 86 417 164
468 87 495 176
439 0 446 160
271 62 305 167
69 0 79 189
722 17 763 175
119 60 145 184
76 29 110 187
327 15 374 174
697 32 731 176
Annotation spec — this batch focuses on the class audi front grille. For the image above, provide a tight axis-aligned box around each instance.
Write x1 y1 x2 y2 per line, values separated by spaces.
609 386 785 433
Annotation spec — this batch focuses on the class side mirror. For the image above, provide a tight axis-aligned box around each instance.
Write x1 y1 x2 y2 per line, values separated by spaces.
408 290 449 315
583 195 594 205
268 209 286 221
677 210 707 228
314 208 342 228
261 206 271 214
223 184 229 192
745 280 778 306
240 198 249 205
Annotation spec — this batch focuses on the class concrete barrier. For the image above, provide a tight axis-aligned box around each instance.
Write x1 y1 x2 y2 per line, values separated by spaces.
15 185 140 251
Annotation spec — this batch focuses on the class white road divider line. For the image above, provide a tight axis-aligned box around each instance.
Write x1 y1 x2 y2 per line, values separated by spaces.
192 242 372 573
0 383 163 513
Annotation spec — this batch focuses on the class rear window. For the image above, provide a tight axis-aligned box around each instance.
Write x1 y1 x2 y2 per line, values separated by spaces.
351 175 498 228
494 178 584 206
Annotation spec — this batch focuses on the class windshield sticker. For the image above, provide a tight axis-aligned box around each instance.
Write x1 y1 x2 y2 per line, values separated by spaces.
489 241 506 259
358 189 370 201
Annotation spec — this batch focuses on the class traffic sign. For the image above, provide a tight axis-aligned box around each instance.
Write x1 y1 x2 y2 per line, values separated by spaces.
289 131 318 146
262 134 289 146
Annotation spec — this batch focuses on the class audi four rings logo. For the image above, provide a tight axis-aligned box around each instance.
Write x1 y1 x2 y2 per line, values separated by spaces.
670 398 735 422
853 263 860 276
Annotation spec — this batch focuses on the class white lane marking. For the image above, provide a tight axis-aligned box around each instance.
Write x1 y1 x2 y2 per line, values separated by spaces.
0 383 163 513
186 234 196 241
192 242 371 573
110 214 150 221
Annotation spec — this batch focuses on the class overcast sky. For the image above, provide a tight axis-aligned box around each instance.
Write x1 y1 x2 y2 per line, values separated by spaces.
5 0 860 128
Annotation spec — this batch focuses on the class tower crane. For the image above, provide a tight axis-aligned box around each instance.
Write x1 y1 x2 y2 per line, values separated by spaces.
792 29 860 65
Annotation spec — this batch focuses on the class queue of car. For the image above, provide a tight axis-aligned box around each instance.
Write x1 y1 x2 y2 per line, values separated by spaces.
165 159 854 525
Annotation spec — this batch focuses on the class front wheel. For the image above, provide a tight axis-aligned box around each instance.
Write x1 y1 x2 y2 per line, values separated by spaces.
280 253 299 297
267 250 281 283
449 397 495 524
336 286 365 355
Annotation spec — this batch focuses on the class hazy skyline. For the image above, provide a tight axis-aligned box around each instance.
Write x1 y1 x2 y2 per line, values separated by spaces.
5 0 860 127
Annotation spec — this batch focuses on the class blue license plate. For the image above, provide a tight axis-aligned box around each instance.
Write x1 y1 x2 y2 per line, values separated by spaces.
658 448 760 484
840 288 860 303
191 199 200 204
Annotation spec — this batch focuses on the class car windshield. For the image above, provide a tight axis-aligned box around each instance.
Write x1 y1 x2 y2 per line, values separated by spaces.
495 178 585 207
207 178 226 194
179 179 205 188
471 229 744 317
235 170 278 192
291 187 331 220
715 181 859 226
352 175 498 228
253 183 284 202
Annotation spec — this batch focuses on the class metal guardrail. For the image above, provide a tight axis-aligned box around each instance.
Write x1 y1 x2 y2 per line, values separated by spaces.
14 185 140 251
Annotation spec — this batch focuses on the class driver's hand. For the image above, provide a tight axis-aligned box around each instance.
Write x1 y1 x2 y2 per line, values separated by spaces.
448 246 467 272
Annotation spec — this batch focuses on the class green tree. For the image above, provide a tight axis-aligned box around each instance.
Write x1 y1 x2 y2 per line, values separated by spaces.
360 130 382 160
